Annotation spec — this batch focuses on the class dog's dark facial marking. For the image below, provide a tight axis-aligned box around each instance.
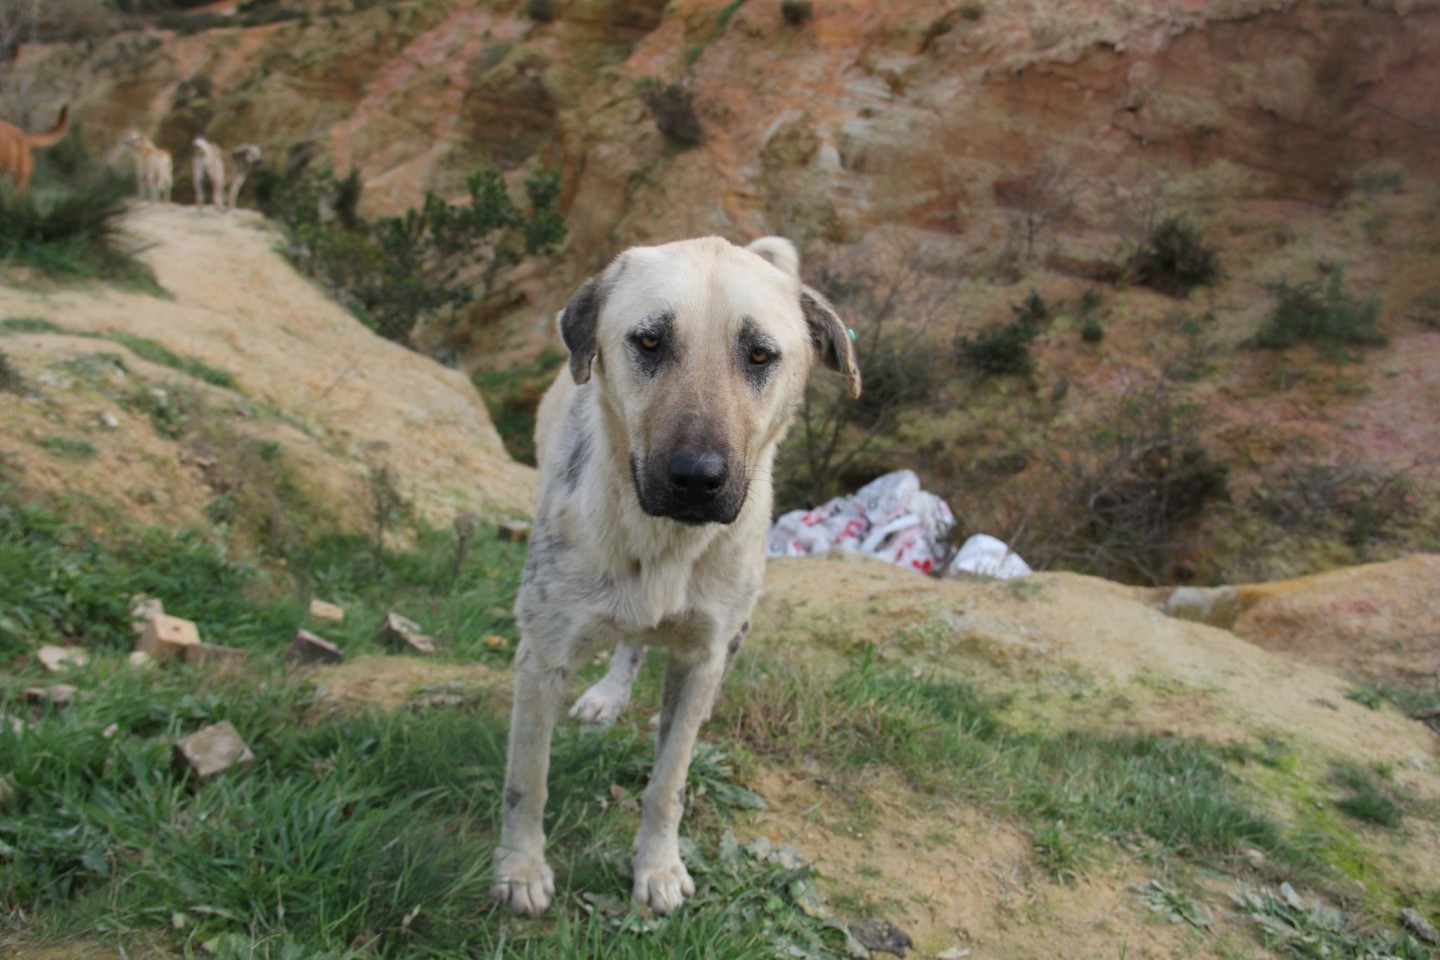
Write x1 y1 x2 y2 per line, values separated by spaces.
626 312 677 380
736 317 781 393
505 787 524 809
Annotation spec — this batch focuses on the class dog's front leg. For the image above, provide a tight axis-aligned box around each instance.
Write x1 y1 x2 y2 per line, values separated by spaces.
491 649 569 915
570 640 644 724
631 644 726 915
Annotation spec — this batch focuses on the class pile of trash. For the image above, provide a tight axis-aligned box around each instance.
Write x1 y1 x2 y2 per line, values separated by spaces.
766 470 1032 579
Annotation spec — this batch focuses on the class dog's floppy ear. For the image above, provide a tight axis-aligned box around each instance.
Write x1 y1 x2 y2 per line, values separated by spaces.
557 263 615 385
801 285 861 398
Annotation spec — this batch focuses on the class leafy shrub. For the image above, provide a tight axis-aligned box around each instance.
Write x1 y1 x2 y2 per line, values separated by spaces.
0 162 152 286
524 0 557 20
1080 317 1104 343
262 165 566 344
641 81 703 147
1253 266 1385 357
1252 458 1414 551
957 290 1048 376
1130 217 1221 297
0 349 22 393
780 0 813 25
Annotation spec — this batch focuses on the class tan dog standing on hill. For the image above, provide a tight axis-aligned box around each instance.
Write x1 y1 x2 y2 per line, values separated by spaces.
0 105 70 194
491 235 861 917
227 143 262 210
122 130 172 203
191 136 226 210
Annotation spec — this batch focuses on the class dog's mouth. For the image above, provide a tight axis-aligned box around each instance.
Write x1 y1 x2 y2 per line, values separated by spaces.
630 452 746 526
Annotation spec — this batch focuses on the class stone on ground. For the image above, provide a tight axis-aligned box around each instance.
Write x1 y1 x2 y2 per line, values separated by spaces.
136 612 200 660
379 611 438 655
36 644 89 672
286 628 345 665
172 721 254 779
308 599 345 622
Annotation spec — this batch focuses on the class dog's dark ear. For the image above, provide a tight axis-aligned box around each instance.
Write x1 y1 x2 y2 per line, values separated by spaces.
558 274 607 385
801 285 861 398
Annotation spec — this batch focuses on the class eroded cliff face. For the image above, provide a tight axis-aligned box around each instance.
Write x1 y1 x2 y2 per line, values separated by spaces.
19 0 1439 257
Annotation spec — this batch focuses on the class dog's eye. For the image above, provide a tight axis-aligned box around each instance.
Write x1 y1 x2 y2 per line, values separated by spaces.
639 334 661 352
749 348 772 365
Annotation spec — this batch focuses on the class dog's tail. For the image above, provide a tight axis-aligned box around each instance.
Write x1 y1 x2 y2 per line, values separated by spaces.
26 105 69 150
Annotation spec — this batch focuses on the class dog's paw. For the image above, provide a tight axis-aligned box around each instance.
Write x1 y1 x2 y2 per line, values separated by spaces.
632 855 695 916
491 849 555 916
569 678 630 724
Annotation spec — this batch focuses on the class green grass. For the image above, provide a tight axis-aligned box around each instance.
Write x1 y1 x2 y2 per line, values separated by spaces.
720 653 1293 867
33 435 97 460
3 475 1435 958
1331 761 1405 829
105 331 236 388
0 316 66 335
0 168 157 290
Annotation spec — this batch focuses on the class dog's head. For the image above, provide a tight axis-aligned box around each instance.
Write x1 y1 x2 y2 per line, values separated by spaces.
557 236 861 526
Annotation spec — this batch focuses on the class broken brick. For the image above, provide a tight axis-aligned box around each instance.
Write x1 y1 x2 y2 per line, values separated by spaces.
172 721 254 780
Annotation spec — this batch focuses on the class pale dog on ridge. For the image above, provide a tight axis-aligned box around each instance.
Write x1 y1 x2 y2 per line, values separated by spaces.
492 235 861 916
122 131 172 203
192 136 226 210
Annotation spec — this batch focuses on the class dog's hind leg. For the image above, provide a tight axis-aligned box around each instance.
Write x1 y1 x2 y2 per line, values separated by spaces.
491 645 570 915
569 640 644 724
631 642 728 915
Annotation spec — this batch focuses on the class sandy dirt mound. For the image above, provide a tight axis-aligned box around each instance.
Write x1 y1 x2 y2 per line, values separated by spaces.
0 204 537 530
1234 555 1440 684
757 554 1438 772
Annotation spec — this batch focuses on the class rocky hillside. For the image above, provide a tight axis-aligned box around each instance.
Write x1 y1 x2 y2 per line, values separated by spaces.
11 0 1438 585
0 205 536 541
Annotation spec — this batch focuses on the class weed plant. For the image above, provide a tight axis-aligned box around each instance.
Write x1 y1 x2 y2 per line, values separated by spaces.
1130 218 1221 298
1255 266 1386 358
0 122 156 288
957 289 1048 376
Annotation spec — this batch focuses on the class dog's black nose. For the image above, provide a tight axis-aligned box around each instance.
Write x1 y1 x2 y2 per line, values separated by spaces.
668 450 728 502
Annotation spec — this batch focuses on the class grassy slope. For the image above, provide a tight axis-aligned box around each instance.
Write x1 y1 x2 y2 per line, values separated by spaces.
2 471 1436 958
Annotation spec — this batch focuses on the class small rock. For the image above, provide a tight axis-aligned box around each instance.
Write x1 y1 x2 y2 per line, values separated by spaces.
379 611 438 655
172 721 254 780
1164 585 1241 629
308 598 345 623
482 634 509 649
849 918 914 958
128 650 156 670
1401 908 1440 946
182 642 250 667
498 521 531 543
135 612 200 660
25 684 78 709
2 712 25 734
37 644 89 672
936 950 972 960
97 411 119 429
130 594 165 636
286 628 344 665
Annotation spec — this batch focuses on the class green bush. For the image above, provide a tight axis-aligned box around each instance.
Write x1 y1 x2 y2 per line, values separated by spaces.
525 0 557 20
780 0 813 25
958 290 1048 376
1080 317 1104 343
263 165 566 344
0 349 22 393
1254 266 1386 357
641 81 703 147
1131 218 1221 297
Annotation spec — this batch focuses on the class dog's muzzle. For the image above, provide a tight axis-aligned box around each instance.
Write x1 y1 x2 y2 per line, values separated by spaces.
633 448 745 525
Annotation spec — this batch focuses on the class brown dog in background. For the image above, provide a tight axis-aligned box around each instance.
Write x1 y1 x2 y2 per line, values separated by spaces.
0 105 70 194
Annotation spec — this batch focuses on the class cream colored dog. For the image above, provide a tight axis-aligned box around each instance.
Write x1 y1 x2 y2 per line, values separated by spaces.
122 131 172 203
0 105 69 195
191 136 227 210
492 236 861 916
